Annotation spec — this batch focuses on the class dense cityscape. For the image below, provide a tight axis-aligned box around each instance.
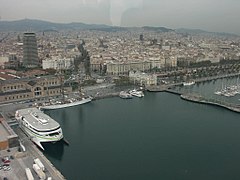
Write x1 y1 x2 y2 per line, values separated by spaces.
0 14 240 180
1 27 240 87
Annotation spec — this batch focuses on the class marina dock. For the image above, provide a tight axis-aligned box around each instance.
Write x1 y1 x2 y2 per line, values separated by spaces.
180 94 240 113
147 72 240 92
164 89 240 113
147 86 240 113
146 73 240 113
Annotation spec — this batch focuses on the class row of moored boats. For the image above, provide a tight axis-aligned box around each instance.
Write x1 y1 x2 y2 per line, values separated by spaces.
214 84 240 97
214 78 240 97
119 89 144 99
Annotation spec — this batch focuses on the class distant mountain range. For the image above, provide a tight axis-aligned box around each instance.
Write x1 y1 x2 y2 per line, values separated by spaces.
142 26 174 33
0 19 112 32
0 19 238 37
175 28 238 37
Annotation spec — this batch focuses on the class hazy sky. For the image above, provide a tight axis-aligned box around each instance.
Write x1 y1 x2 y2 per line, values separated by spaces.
0 0 240 34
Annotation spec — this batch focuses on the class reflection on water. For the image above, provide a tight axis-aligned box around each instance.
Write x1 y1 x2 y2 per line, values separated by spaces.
42 79 240 180
42 140 65 161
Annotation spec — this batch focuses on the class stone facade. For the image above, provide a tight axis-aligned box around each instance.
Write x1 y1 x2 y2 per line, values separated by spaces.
42 57 74 70
129 71 158 86
0 76 72 104
106 61 152 75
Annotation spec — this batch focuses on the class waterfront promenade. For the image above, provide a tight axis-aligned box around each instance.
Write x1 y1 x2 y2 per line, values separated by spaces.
180 94 240 113
88 73 240 113
155 87 240 113
147 72 240 92
146 72 240 113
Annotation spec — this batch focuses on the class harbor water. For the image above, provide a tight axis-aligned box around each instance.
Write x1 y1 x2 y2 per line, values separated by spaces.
44 78 240 180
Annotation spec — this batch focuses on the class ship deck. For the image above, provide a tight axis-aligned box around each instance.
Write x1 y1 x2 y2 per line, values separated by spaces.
17 108 60 131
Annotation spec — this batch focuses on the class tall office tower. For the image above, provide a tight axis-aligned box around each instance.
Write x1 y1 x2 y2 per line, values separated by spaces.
23 32 39 68
140 34 144 41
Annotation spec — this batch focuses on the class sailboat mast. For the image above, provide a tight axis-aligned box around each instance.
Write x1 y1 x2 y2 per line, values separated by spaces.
58 62 65 102
78 68 82 97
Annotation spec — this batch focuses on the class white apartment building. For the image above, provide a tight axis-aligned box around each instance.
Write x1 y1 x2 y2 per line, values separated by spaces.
0 56 9 68
42 57 74 70
106 61 151 75
164 56 178 67
129 71 157 86
148 58 165 69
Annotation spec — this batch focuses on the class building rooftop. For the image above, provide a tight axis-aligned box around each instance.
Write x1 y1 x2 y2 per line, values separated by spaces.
0 120 8 141
0 72 20 81
0 89 31 96
0 114 16 142
0 74 56 85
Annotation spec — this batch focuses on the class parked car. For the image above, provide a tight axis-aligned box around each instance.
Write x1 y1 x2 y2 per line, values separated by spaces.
2 156 10 164
3 166 11 171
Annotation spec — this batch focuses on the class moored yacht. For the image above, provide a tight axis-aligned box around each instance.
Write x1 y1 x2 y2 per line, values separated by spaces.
15 107 63 150
119 91 133 99
40 96 92 110
214 79 240 97
129 89 144 98
214 91 222 95
183 81 195 86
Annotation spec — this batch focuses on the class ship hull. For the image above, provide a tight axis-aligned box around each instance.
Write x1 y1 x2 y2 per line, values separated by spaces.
21 125 63 150
183 81 195 86
129 90 144 98
40 98 92 110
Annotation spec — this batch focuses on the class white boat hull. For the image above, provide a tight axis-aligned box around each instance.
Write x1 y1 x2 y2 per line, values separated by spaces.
15 108 64 150
129 90 144 98
119 91 133 99
131 93 144 98
40 98 92 110
183 81 195 86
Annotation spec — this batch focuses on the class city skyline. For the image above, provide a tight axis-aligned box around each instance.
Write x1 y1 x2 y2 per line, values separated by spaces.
0 0 240 35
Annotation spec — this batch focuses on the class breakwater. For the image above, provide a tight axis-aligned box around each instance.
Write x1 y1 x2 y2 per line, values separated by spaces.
180 94 240 113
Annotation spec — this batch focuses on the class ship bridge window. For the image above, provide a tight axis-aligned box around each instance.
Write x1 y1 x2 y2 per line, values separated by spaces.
32 126 61 133
49 132 60 136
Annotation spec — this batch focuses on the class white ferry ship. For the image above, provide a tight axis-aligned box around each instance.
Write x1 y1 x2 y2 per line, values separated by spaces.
15 108 63 150
40 97 92 110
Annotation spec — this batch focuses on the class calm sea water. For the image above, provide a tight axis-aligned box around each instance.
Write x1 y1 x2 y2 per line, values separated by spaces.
44 78 240 180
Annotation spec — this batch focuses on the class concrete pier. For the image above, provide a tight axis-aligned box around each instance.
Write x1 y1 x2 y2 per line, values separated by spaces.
0 110 66 180
180 94 240 113
0 127 66 180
